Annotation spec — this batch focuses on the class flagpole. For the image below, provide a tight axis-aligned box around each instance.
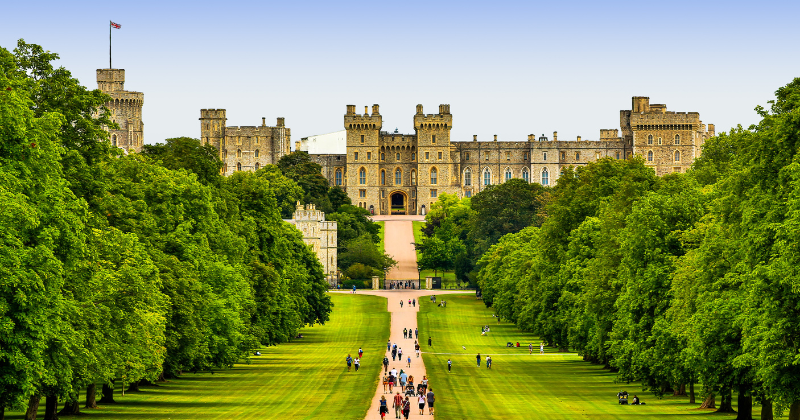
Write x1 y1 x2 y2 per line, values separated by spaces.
109 21 112 69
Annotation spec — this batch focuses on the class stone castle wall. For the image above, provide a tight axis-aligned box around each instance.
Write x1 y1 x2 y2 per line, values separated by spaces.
97 69 144 153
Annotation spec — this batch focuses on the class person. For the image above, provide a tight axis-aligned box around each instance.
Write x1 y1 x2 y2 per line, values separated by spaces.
391 367 398 380
417 392 426 415
443 300 446 307
413 298 416 307
398 348 403 361
353 284 356 294
408 299 411 306
253 351 261 356
408 326 412 339
476 353 481 367
540 342 545 354
407 355 411 367
392 347 397 361
383 374 389 393
403 328 408 339
383 356 390 373
379 395 388 418
400 370 407 388
388 373 395 392
387 340 391 352
393 391 403 419
354 357 360 372
632 395 643 405
427 388 435 415
428 337 432 347
415 328 418 339
529 343 533 354
415 342 420 358
358 347 363 358
400 299 403 308
447 358 452 373
346 354 352 372
486 355 492 369
402 396 411 419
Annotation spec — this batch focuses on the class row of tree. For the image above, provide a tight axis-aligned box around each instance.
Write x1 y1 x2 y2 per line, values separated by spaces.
0 41 332 419
475 79 800 420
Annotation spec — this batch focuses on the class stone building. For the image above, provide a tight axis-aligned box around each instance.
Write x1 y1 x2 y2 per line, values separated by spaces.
300 97 714 215
284 202 338 285
198 110 291 175
97 69 144 153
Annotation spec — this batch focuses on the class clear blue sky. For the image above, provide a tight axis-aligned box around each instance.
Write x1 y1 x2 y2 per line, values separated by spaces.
2 0 798 145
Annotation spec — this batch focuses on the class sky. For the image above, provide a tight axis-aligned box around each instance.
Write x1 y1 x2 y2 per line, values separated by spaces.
2 0 799 146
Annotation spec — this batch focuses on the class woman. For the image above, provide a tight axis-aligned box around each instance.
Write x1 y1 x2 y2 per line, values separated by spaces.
383 374 389 393
379 396 388 418
417 392 426 415
402 396 411 419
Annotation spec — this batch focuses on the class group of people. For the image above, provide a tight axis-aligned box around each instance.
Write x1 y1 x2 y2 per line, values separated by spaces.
379 386 435 419
399 299 417 309
402 327 418 340
389 281 416 290
475 353 493 369
346 352 361 372
527 342 545 354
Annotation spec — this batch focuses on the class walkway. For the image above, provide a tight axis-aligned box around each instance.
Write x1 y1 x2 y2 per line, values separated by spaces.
382 218 419 280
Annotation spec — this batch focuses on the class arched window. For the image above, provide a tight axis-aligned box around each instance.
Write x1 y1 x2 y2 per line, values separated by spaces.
255 149 260 158
674 134 681 145
505 168 512 181
411 170 417 186
112 134 117 147
541 168 549 186
430 167 438 185
464 168 472 186
412 152 416 161
237 149 242 158
359 167 366 185
396 153 400 161
647 135 653 145
647 151 654 162
335 169 342 186
395 168 402 185
575 152 580 160
658 137 663 145
522 167 529 183
255 162 260 170
674 150 681 162
381 170 386 185
381 153 385 161
483 169 491 186
237 162 242 171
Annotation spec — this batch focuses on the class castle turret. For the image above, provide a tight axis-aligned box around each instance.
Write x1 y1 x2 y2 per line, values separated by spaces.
97 68 144 153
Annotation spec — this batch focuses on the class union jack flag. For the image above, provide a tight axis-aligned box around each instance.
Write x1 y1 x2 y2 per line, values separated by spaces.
110 21 121 29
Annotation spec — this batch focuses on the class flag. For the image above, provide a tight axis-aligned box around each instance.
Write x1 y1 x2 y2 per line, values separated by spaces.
110 21 121 29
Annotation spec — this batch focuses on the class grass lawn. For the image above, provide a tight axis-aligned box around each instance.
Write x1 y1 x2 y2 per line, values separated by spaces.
412 221 463 289
7 294 389 420
376 220 385 254
418 294 755 419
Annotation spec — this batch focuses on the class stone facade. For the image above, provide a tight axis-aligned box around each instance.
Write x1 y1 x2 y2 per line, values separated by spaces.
308 98 714 215
285 202 338 285
199 110 291 175
97 69 144 153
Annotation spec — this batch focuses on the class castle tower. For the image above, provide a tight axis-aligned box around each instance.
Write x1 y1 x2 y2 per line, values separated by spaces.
344 104 382 213
97 69 144 153
414 104 452 214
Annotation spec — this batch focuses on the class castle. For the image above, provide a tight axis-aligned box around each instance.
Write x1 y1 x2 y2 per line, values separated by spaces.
284 202 338 284
97 69 144 152
296 99 715 216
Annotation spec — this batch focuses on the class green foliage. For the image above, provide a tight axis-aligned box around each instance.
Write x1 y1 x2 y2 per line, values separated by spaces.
277 151 332 212
141 136 223 186
339 233 396 273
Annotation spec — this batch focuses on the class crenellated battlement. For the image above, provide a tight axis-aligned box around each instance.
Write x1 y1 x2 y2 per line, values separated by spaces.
344 104 382 130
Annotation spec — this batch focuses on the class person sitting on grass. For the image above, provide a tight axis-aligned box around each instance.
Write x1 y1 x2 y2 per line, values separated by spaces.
632 395 644 405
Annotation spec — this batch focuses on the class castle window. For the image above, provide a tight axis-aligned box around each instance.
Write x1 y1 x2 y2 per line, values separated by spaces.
335 169 342 186
522 167 529 183
431 189 438 198
381 190 385 198
237 162 242 171
430 168 438 185
237 136 242 145
438 152 442 160
223 150 228 159
381 170 386 185
255 162 260 170
237 149 242 158
381 153 385 161
354 152 359 161
396 153 400 161
367 152 372 160
425 152 430 160
465 152 470 161
223 138 226 146
395 169 402 185
506 152 510 161
560 152 565 160
359 189 366 198
483 169 491 186
674 150 681 162
674 167 681 173
432 135 436 144
359 167 366 184
112 134 117 147
361 135 364 144
412 152 416 161
411 170 417 186
255 149 260 158
412 190 416 198
674 134 681 145
616 151 620 160
464 168 472 186
543 152 548 161
484 151 489 161
465 190 472 198
575 152 580 160
542 168 549 186
505 168 512 182
255 137 259 145
648 135 653 145
647 150 654 162
524 152 529 160
658 137 663 145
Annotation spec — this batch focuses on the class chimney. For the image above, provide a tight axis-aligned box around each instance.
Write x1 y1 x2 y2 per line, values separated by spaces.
346 105 356 115
577 135 582 142
416 104 423 115
277 117 285 127
261 117 266 127
372 104 380 115
493 135 497 141
364 106 369 115
553 131 558 142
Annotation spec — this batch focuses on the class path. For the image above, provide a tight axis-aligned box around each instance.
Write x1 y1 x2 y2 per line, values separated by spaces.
378 218 420 280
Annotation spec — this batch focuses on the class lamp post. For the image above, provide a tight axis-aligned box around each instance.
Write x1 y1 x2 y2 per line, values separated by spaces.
417 266 422 290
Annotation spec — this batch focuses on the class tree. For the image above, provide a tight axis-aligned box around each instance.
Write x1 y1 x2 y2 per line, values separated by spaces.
277 151 332 212
339 233 396 273
141 137 223 186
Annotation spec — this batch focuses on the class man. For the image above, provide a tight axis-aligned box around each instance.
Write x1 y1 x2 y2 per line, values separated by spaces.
415 342 420 358
428 337 432 347
403 328 408 339
391 367 398 380
393 391 403 419
476 353 481 367
415 328 418 339
383 356 390 374
392 346 397 361
398 347 403 360
399 370 408 389
413 298 416 307
447 358 452 373
400 299 403 308
346 354 353 372
427 388 435 415
529 343 533 354
486 355 491 369
387 340 391 352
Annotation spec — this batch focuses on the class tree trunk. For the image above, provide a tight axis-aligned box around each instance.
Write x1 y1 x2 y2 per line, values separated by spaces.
673 384 686 396
25 394 41 420
126 381 140 393
43 395 58 420
85 384 97 409
2 406 5 420
58 398 81 416
99 383 115 404
716 391 735 413
699 393 715 409
788 400 800 420
761 399 773 420
735 392 752 420
689 382 696 404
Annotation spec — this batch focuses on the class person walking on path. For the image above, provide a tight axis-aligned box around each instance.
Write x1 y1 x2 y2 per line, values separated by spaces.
359 347 363 359
417 392 426 415
398 347 403 360
352 284 356 294
540 342 545 354
448 358 452 373
347 354 353 372
413 298 416 307
400 300 403 308
408 326 412 339
427 388 435 415
383 374 389 393
392 347 397 361
402 397 411 419
393 392 403 419
383 356 390 373
476 353 481 367
379 396 388 419
415 328 418 339
415 342 420 358
407 355 411 368
388 373 395 393
400 370 407 389
403 328 408 339
355 357 360 372
387 340 391 352
529 343 533 354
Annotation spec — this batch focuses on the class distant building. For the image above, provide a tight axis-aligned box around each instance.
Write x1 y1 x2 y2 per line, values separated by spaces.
97 69 144 152
284 202 338 285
